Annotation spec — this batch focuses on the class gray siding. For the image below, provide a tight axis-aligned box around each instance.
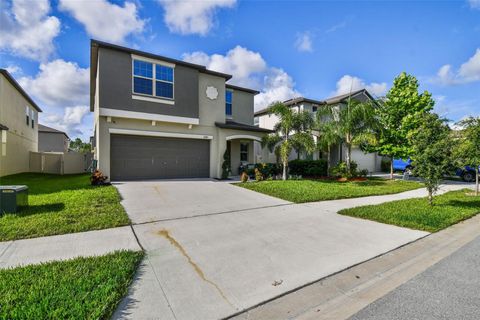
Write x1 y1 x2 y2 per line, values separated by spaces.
98 47 199 119
38 132 68 152
231 89 255 125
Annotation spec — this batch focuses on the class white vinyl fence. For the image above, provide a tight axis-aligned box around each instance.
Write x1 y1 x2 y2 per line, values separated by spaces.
30 151 91 174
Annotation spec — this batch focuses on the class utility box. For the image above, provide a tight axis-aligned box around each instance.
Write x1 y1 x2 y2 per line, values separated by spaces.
0 185 28 214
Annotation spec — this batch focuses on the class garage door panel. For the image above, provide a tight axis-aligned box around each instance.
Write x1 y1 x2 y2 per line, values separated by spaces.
110 134 210 180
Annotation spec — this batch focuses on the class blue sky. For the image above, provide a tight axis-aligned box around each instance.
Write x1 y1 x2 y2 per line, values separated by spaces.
1 0 479 140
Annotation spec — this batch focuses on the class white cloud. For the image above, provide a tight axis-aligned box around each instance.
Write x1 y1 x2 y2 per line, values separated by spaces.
295 32 313 52
19 59 89 108
4 65 21 75
458 48 480 82
183 46 300 110
59 0 145 43
157 0 236 36
334 75 388 97
0 0 60 61
433 48 480 85
40 106 91 138
468 0 480 9
19 60 91 139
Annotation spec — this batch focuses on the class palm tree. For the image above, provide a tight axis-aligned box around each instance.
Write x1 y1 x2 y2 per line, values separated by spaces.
317 99 377 174
315 121 340 176
262 102 316 180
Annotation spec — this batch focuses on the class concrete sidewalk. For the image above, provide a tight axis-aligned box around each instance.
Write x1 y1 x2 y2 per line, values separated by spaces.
112 183 474 320
0 226 142 269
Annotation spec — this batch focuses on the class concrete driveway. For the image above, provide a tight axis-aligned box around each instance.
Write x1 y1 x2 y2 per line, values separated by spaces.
114 179 290 224
113 180 432 320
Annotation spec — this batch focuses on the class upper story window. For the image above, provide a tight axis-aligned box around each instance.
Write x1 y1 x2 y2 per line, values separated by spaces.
133 59 174 99
312 106 318 113
25 106 29 126
226 90 233 117
254 116 259 126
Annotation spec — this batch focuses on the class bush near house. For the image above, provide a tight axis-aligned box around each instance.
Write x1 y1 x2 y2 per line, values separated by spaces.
288 159 328 177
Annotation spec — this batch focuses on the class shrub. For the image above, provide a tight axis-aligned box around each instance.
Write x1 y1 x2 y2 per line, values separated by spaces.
253 163 281 179
381 158 391 173
221 149 231 179
330 161 359 179
289 159 328 177
359 169 369 177
240 172 249 183
254 168 263 182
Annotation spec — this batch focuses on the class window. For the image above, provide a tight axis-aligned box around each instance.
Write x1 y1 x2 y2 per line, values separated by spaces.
240 143 249 162
312 106 318 113
25 106 29 126
31 109 35 128
226 90 233 117
133 59 174 99
254 116 259 126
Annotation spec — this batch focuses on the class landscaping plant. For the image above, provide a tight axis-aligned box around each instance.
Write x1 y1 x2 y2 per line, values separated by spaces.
365 72 434 179
409 113 453 205
316 121 340 175
454 116 480 196
262 102 316 180
240 171 249 183
221 148 231 179
317 99 376 176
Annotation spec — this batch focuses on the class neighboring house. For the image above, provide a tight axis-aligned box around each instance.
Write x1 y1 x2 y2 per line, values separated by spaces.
254 89 384 172
0 69 42 177
90 40 271 180
38 124 70 152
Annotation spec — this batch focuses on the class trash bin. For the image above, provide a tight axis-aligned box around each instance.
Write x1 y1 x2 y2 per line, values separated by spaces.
0 185 28 214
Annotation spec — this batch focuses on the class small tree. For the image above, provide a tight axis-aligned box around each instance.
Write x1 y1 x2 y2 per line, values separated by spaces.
409 113 453 205
455 117 480 196
262 102 315 180
69 138 92 153
221 148 231 179
368 73 434 179
317 99 376 175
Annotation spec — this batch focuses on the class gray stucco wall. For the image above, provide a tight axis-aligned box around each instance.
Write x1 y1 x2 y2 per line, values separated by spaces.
98 47 199 119
38 132 68 152
230 89 255 125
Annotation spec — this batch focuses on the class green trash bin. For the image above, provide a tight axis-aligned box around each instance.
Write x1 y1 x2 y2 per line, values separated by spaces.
0 185 28 214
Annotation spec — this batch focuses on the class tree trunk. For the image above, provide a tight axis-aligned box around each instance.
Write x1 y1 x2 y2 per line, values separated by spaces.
345 142 352 173
390 156 394 180
428 191 433 206
476 166 479 196
327 145 331 177
282 160 287 181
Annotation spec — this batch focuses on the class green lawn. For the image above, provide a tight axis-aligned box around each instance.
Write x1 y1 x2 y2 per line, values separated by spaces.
339 189 480 232
0 251 143 320
0 173 130 241
236 178 423 203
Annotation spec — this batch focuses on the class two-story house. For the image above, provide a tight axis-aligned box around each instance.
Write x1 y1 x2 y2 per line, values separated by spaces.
254 89 384 172
90 40 271 180
0 69 42 177
38 124 70 153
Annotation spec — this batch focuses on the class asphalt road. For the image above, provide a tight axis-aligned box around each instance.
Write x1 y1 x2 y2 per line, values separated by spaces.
350 235 480 320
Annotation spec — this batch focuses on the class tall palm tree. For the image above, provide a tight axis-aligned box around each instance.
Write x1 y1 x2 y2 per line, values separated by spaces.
262 102 316 180
317 99 377 174
315 120 340 176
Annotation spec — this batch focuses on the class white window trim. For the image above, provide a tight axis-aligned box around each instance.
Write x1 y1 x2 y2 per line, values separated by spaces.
132 55 175 101
100 107 199 125
109 128 212 140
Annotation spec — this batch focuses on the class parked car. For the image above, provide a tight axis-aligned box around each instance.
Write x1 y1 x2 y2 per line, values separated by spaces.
456 166 479 182
393 158 413 172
